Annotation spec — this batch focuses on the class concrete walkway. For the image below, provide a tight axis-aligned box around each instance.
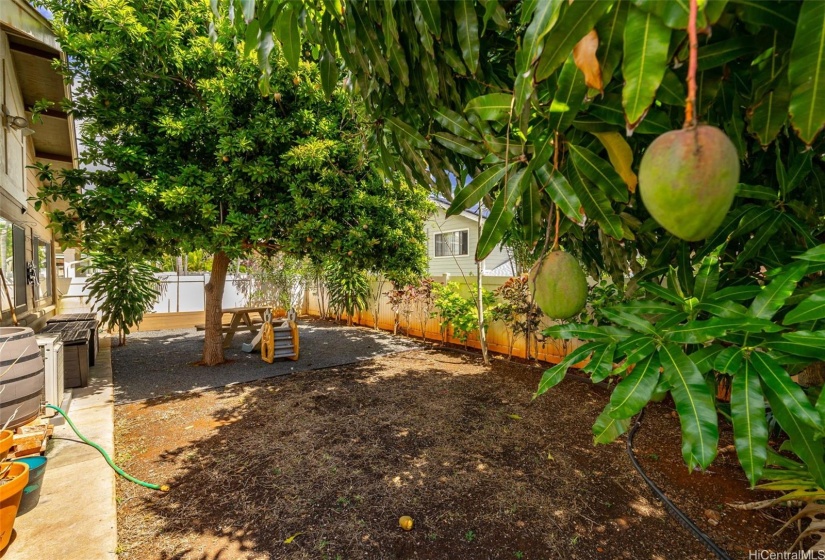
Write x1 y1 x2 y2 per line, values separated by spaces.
9 337 116 560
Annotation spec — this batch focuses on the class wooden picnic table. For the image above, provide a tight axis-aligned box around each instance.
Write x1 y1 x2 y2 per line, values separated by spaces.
195 306 270 348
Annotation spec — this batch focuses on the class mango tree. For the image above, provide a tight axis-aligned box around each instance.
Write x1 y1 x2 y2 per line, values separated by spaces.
229 0 825 495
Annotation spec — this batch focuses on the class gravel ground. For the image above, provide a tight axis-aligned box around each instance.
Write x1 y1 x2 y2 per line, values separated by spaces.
111 319 421 403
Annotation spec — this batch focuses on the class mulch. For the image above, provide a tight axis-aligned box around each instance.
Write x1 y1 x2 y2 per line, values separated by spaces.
114 348 797 559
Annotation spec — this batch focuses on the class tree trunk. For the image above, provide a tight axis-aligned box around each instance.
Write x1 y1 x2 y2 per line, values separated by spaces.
477 207 490 365
202 250 230 366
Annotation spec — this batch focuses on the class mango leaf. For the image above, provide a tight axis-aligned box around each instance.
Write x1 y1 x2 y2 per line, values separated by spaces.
385 117 428 150
693 247 722 301
707 284 762 303
794 244 825 263
657 69 686 106
477 168 529 260
697 37 759 71
351 7 390 83
749 261 808 319
447 164 510 217
534 165 583 224
664 317 746 344
434 108 482 142
535 341 602 397
543 323 619 342
432 132 484 159
455 0 480 75
583 343 616 383
730 0 798 36
784 293 825 325
593 406 632 445
567 162 624 239
766 331 825 360
416 0 441 37
735 184 778 201
619 337 658 367
386 40 410 87
465 93 513 122
520 0 563 71
752 351 821 431
535 0 612 81
609 354 661 419
748 31 790 147
593 2 628 91
599 308 657 336
714 347 743 374
731 360 768 487
548 56 587 132
697 300 749 319
622 7 671 130
659 344 719 470
521 177 543 246
573 29 603 92
689 344 725 375
788 0 825 145
588 94 672 135
734 212 784 267
592 131 637 194
568 144 629 203
319 49 338 99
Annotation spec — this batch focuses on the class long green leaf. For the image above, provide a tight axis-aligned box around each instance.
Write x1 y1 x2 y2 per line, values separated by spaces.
319 48 338 99
599 308 657 335
455 0 480 74
788 0 825 145
783 292 825 325
622 7 671 129
535 341 602 397
659 344 719 470
583 343 616 383
748 32 790 147
416 0 441 37
767 330 825 359
609 354 661 419
432 132 485 159
593 1 628 90
689 344 725 375
351 6 391 83
465 93 514 122
751 351 821 431
749 262 807 319
535 164 583 224
543 323 619 342
731 360 768 487
734 212 784 267
434 108 482 141
520 0 563 70
385 117 428 150
521 177 543 246
548 56 587 132
694 247 722 301
794 244 825 263
664 317 744 344
567 162 624 239
697 37 759 71
477 168 529 260
593 405 632 445
535 0 612 81
568 144 628 203
447 164 510 216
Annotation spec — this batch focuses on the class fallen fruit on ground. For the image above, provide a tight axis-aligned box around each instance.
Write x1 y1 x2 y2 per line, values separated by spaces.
399 516 414 531
529 251 587 320
638 125 739 241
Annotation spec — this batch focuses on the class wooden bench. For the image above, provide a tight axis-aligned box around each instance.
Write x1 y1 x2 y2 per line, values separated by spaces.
194 307 270 348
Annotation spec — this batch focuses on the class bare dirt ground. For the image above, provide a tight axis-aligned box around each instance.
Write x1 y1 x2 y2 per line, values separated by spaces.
115 348 796 560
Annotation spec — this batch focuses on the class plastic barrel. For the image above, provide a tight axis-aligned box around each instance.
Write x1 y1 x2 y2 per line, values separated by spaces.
0 327 45 429
15 456 47 516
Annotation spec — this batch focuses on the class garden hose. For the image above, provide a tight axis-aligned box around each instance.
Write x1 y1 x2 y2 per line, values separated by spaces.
627 409 731 560
45 404 169 492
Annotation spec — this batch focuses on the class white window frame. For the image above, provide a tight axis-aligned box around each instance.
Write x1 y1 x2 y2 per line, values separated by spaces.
433 228 470 258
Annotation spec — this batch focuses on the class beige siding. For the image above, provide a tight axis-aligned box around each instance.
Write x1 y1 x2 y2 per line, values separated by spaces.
425 205 513 277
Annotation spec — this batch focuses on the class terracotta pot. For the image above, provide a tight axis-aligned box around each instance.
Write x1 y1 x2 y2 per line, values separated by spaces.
0 461 29 551
0 431 12 462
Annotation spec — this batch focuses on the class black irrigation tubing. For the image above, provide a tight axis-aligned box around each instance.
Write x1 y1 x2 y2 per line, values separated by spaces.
627 409 733 560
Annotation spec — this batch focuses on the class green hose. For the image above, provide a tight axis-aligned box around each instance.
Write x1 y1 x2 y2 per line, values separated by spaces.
45 404 169 492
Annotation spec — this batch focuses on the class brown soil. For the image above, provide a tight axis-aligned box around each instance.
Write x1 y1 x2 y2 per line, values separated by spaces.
115 349 796 560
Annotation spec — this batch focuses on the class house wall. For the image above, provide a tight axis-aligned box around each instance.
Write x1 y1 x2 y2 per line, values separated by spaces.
0 29 58 329
425 205 511 278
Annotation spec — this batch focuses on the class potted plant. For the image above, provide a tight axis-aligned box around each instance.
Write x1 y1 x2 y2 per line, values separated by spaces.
0 431 12 462
0 461 29 551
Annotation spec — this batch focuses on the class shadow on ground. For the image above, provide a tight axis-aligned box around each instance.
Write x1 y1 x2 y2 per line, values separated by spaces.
114 349 792 560
111 319 421 402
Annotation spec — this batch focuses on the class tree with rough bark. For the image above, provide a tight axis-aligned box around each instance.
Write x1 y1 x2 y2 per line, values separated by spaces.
35 0 430 365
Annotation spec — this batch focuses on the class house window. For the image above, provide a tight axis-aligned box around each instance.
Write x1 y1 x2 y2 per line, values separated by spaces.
35 237 51 299
434 230 469 257
0 219 13 310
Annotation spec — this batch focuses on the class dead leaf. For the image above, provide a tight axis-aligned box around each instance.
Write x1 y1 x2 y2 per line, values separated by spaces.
573 30 603 93
283 533 302 544
508 414 522 420
593 131 638 193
